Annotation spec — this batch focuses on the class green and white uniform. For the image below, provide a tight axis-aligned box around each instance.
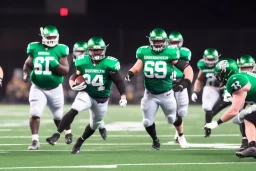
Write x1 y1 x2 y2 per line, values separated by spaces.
137 45 179 127
71 55 120 129
226 72 256 104
27 42 69 119
172 47 191 117
197 59 220 111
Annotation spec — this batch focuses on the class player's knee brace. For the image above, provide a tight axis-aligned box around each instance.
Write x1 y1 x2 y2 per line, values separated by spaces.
166 115 176 124
244 114 256 126
173 115 182 127
142 119 151 127
31 116 40 119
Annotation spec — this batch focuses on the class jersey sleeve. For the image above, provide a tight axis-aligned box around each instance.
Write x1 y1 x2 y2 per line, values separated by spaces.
136 47 144 60
58 44 69 58
26 42 39 57
226 74 249 94
106 56 120 72
197 59 204 70
180 47 191 61
167 46 179 61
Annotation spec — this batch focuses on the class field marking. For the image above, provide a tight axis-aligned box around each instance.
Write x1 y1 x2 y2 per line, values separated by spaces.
0 162 255 170
0 148 236 152
0 165 117 170
0 129 11 132
0 134 240 139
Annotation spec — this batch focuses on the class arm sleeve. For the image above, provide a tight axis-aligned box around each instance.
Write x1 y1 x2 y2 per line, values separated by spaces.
174 59 190 72
110 72 126 95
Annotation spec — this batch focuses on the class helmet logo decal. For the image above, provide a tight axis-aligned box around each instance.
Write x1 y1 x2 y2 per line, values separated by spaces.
217 60 229 72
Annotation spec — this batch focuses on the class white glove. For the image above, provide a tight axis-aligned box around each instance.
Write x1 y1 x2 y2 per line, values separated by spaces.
191 92 197 102
119 96 127 107
71 82 87 91
223 91 232 102
204 121 218 130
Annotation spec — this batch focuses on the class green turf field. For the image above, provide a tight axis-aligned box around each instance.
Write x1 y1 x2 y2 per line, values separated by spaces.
0 104 255 170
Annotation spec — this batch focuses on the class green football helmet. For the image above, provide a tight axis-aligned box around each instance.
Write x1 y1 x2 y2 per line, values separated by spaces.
203 48 220 67
237 54 255 72
73 41 88 57
148 28 168 52
168 31 183 48
214 58 239 87
87 37 108 61
40 25 59 47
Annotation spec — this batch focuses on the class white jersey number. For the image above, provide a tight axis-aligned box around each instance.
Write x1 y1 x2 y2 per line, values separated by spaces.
144 61 167 78
34 56 55 75
83 74 104 87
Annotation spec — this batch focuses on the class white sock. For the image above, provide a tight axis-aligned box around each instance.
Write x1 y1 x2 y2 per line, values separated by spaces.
32 134 39 141
242 137 247 140
64 129 71 135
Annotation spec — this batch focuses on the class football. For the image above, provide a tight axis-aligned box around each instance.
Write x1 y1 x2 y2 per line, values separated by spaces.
75 75 85 85
69 74 78 81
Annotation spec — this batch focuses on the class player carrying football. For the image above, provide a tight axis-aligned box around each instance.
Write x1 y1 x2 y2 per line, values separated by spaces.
125 28 193 150
46 37 127 154
168 31 191 148
205 58 256 158
23 25 72 150
72 41 107 140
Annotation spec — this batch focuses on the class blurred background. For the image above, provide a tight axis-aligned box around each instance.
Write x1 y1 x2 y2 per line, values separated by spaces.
0 0 255 104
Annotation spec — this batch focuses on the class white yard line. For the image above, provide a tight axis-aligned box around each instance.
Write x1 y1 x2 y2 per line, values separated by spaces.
0 134 240 138
0 162 255 170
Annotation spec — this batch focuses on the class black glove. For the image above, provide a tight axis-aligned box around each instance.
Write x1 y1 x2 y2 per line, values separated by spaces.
173 78 191 92
125 71 134 81
0 78 2 87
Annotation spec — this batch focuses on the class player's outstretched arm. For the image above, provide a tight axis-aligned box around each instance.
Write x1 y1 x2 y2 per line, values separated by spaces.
0 66 3 87
220 84 250 123
125 59 143 81
204 83 250 130
53 57 69 76
23 56 33 83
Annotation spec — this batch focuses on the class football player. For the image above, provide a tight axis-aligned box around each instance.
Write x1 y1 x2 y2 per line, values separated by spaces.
46 37 127 154
0 66 3 87
23 25 73 150
125 28 193 150
168 31 191 148
191 48 231 137
204 58 256 158
223 55 256 152
72 41 107 140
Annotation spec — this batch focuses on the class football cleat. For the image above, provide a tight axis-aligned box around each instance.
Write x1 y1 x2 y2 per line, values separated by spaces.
152 139 160 150
65 133 73 144
204 128 211 138
28 140 40 150
71 137 85 154
46 133 60 145
178 135 189 148
236 146 256 158
99 128 107 140
237 139 248 152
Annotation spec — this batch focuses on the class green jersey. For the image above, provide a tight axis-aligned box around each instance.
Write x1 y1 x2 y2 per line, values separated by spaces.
27 42 69 89
136 45 179 94
75 55 120 98
173 47 191 81
226 72 256 103
197 59 217 86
